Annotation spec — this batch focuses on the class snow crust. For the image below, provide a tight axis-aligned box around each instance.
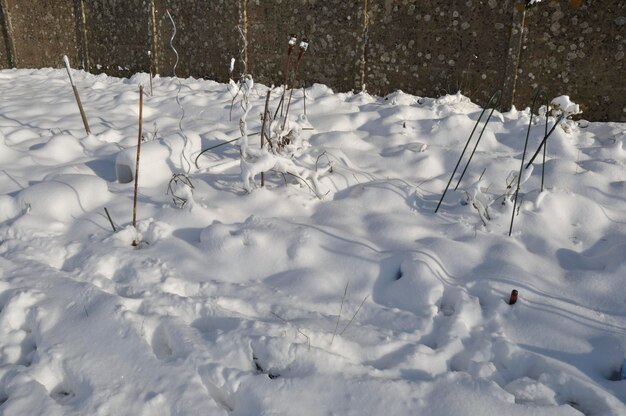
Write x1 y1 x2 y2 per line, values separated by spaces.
0 68 625 415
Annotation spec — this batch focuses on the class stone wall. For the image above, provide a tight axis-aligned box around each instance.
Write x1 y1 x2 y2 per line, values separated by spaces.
0 0 623 121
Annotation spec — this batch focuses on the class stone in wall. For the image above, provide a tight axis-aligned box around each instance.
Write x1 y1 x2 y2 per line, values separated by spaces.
516 0 626 122
247 0 363 92
83 0 151 76
154 0 241 82
365 0 514 105
4 0 79 69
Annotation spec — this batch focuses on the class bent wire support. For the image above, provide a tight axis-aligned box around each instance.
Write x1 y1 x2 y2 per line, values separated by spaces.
434 89 502 213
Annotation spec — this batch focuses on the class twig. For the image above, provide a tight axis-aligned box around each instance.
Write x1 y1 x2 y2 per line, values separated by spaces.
331 282 349 345
340 295 368 335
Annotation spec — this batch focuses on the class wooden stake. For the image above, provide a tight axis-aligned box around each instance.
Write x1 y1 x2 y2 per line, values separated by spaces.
63 55 91 135
132 85 144 246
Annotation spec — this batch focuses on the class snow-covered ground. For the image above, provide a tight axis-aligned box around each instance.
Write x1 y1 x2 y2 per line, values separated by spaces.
0 68 625 415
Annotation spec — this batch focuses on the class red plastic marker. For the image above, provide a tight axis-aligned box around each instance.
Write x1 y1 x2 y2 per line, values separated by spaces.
509 289 518 305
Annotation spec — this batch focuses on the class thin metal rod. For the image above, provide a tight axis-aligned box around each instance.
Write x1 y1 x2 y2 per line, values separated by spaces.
540 101 549 192
454 90 502 190
194 131 262 169
104 207 116 232
132 85 144 240
260 90 271 187
509 87 547 236
434 89 501 213
525 115 563 169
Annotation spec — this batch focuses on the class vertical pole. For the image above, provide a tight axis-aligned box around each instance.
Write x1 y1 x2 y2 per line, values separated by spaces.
502 4 526 111
359 0 369 90
150 0 158 74
78 0 90 71
0 0 16 68
132 85 144 245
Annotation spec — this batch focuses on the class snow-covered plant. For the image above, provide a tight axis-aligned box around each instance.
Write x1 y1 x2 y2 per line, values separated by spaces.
464 178 493 226
503 163 534 203
549 95 581 133
234 76 331 197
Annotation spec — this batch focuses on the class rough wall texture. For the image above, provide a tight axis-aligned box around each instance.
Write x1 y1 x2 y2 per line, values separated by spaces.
0 0 623 121
247 0 363 92
516 0 626 121
365 0 515 106
83 0 152 75
155 0 242 82
3 0 79 69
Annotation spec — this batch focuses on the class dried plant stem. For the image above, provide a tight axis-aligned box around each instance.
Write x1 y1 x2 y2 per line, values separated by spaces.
340 295 368 335
331 282 349 346
132 85 144 246
282 48 306 130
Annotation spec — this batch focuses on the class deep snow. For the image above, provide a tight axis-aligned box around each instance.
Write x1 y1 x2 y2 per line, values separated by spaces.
0 68 625 415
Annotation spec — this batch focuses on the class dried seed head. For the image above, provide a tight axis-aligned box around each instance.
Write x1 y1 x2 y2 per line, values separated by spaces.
299 38 309 52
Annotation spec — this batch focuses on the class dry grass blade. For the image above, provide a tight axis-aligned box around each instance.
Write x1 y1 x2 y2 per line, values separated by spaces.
340 295 368 336
330 282 349 346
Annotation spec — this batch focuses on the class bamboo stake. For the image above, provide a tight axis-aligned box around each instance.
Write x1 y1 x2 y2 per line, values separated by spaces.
63 55 91 135
132 85 144 246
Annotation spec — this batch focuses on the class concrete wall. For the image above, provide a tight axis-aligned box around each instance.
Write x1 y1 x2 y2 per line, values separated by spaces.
0 0 623 121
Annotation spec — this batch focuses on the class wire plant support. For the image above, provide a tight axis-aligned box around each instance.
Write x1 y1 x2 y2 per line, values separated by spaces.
508 87 547 237
434 89 502 213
